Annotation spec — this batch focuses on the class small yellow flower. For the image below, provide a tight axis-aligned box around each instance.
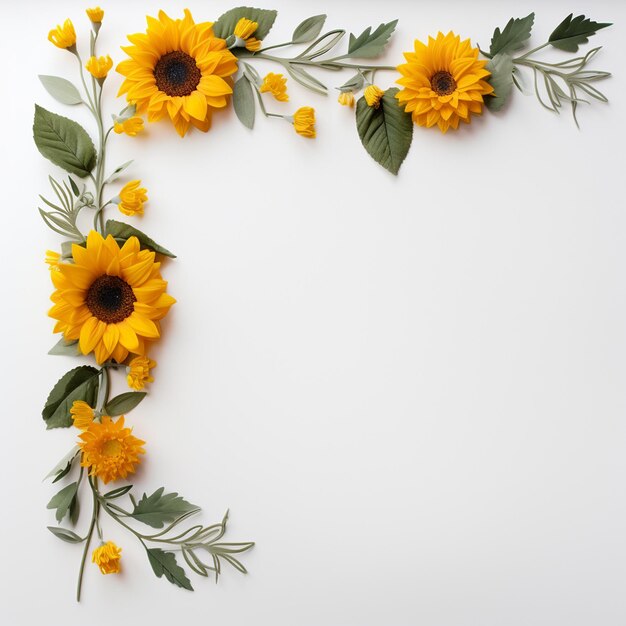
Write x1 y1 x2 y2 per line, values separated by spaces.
92 542 122 575
292 107 316 138
86 7 104 23
127 356 156 390
71 400 95 431
114 117 144 136
234 18 258 40
118 180 147 216
260 73 289 102
364 85 385 108
245 38 262 52
85 55 113 80
45 250 62 271
48 19 76 50
338 91 355 107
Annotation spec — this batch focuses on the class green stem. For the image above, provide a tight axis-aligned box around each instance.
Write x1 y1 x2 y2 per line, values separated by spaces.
253 52 395 71
514 42 549 62
76 478 98 602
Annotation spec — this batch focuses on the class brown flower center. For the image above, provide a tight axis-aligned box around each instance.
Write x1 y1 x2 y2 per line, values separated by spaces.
431 71 457 96
86 275 136 323
154 51 201 97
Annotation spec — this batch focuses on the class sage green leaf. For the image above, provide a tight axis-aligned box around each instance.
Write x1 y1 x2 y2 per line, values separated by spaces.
43 366 99 429
131 487 199 529
486 53 515 111
47 482 78 523
286 64 328 95
33 105 97 178
356 88 413 175
104 160 133 185
347 20 398 58
489 13 535 56
212 7 277 40
104 392 147 417
44 446 79 481
103 485 133 499
233 76 255 129
338 73 364 93
47 526 85 543
39 75 82 106
104 220 176 258
292 14 326 44
48 337 80 356
147 548 194 590
549 14 612 53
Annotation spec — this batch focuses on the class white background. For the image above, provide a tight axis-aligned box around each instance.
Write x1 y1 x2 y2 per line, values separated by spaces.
1 1 625 624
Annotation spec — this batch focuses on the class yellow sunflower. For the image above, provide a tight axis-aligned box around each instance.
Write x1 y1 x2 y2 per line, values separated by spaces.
48 230 175 364
117 9 238 137
396 31 494 133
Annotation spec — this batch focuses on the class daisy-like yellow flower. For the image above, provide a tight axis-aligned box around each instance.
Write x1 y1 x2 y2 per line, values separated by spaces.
48 230 176 364
86 7 104 23
117 9 238 137
48 19 76 50
92 542 122 574
234 18 258 40
364 85 384 108
118 180 147 216
86 55 113 80
79 415 145 484
396 31 494 133
71 400 95 430
114 116 145 136
127 356 156 390
337 91 355 107
45 250 62 271
291 107 316 138
260 73 289 102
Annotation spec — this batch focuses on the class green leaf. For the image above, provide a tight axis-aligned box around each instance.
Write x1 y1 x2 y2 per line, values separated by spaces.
42 366 99 429
48 337 80 356
212 6 277 40
44 446 79 481
147 548 194 590
33 105 97 178
292 15 326 44
337 73 364 93
489 13 535 56
47 526 85 543
47 482 78 523
549 14 612 53
103 485 133 499
347 20 397 58
104 392 147 417
486 53 515 111
39 75 82 106
233 76 255 129
104 160 133 185
131 487 199 529
356 88 413 175
286 64 328 95
68 176 80 197
104 220 176 258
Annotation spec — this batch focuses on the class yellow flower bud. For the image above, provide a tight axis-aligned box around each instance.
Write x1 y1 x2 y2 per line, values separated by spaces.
48 19 76 50
338 91 355 107
364 84 385 108
118 180 148 216
260 73 289 102
92 542 122 575
127 356 156 390
234 18 258 40
85 55 113 80
86 7 104 23
70 401 95 431
114 116 145 137
292 107 316 138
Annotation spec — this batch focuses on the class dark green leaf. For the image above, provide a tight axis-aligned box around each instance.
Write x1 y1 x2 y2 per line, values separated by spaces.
489 13 535 56
104 220 176 258
347 20 397 58
233 76 255 129
42 366 99 429
356 88 413 175
47 482 78 523
70 490 80 525
47 526 85 543
68 177 80 197
212 6 277 40
131 487 199 529
39 75 82 106
48 337 80 356
486 53 515 111
549 14 612 52
147 548 194 590
104 392 147 417
33 105 96 177
103 485 133 499
292 15 326 44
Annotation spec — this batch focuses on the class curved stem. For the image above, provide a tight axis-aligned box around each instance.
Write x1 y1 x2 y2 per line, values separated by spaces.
76 475 97 602
514 42 549 62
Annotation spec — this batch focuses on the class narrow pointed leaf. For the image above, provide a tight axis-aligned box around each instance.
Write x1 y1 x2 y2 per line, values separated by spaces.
147 548 194 590
233 75 255 129
104 392 147 417
292 15 327 44
105 220 176 258
47 526 85 543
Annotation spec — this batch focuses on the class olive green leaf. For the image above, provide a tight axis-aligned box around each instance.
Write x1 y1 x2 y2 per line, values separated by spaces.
233 75 256 129
292 15 327 44
356 88 413 175
42 366 99 429
44 446 79 481
489 13 535 57
147 548 194 590
104 220 176 258
104 392 147 417
48 337 80 356
286 64 328 95
47 526 85 543
103 485 134 499
486 53 515 111
33 105 97 178
212 7 277 40
39 75 82 106
131 487 199 529
347 20 398 58
549 14 612 53
47 482 78 523
337 73 364 93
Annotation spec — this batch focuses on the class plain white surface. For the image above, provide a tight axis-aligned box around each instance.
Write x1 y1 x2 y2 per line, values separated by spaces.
1 0 625 624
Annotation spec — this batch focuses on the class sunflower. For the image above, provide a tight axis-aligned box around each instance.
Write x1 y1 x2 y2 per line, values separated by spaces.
79 415 145 484
396 31 494 133
117 9 238 137
48 230 175 364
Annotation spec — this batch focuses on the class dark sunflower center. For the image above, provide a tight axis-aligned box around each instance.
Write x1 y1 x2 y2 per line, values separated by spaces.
431 71 457 96
86 275 136 324
154 51 201 97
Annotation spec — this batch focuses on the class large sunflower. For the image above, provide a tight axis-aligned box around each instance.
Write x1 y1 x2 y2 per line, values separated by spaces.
49 231 175 364
117 9 238 136
396 31 494 133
